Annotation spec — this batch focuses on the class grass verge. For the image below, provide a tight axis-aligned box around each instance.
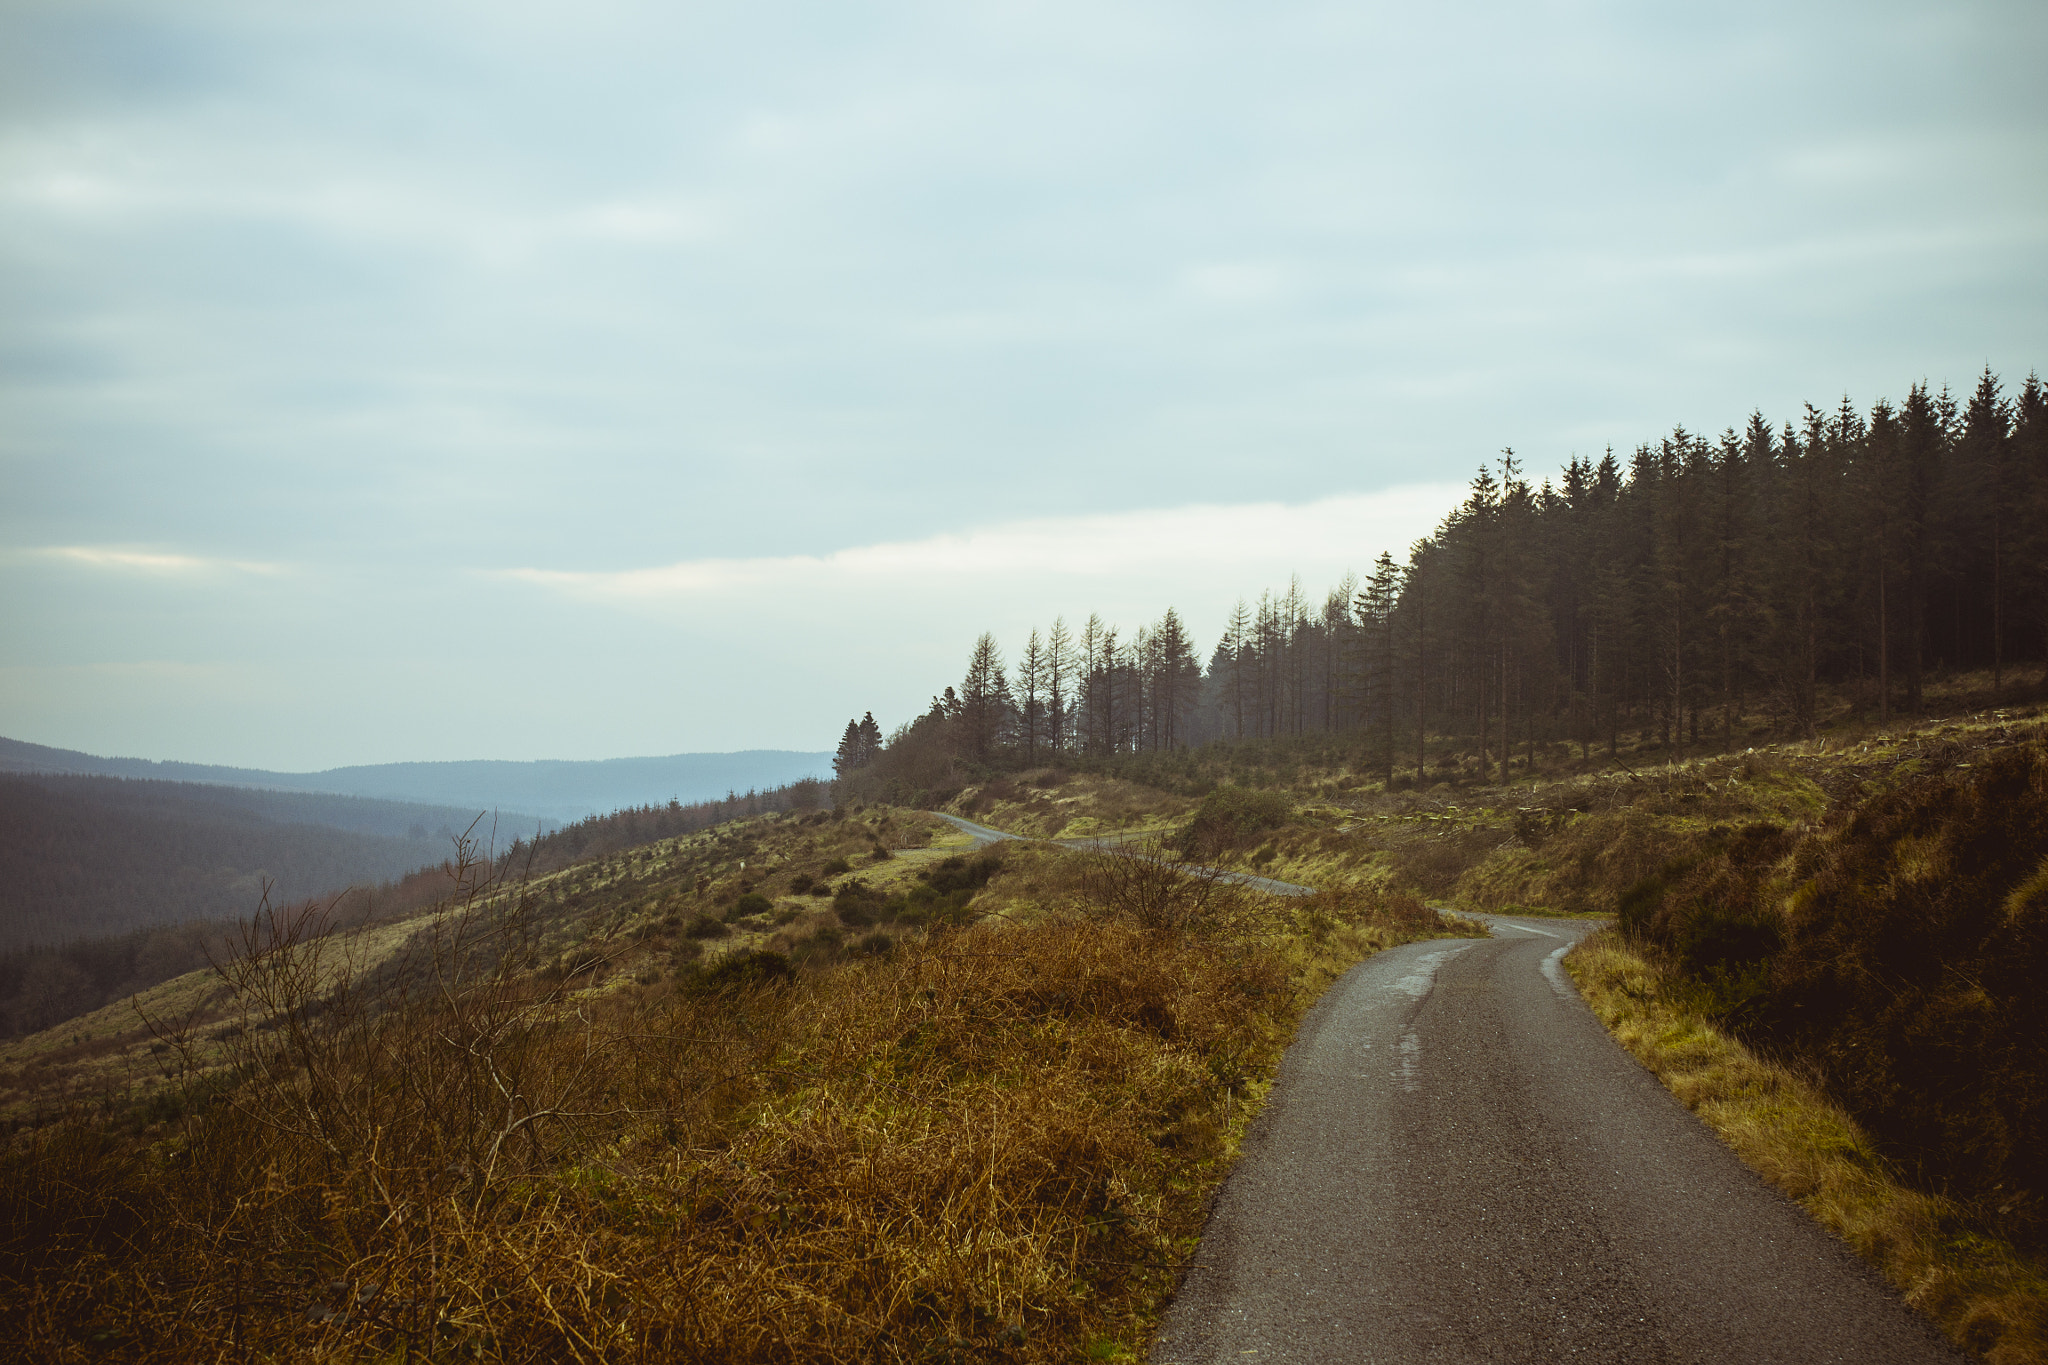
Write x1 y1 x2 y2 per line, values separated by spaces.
1569 930 2048 1363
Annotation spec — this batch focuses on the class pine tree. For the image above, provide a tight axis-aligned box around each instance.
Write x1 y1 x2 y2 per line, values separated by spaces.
1897 382 1949 712
1019 628 1047 763
1959 368 2014 687
1361 552 1401 784
1150 607 1202 748
1321 575 1357 731
1098 625 1122 754
1080 614 1104 752
2015 375 2048 675
922 364 2041 790
1860 398 1898 722
1046 617 1074 753
832 720 863 778
960 634 1013 762
1224 599 1250 740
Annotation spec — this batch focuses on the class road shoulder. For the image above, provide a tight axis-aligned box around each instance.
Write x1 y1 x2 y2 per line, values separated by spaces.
1570 929 2048 1362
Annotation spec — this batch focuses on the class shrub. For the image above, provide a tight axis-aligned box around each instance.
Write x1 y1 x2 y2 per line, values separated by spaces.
897 885 972 930
890 852 1004 929
820 857 852 876
851 931 895 958
1178 787 1293 860
731 892 773 919
684 913 730 940
921 850 1003 895
789 925 845 968
677 948 796 996
835 880 885 928
1078 838 1243 934
789 873 814 894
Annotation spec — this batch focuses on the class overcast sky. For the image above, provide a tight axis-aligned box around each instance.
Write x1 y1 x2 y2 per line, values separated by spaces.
3 0 2044 769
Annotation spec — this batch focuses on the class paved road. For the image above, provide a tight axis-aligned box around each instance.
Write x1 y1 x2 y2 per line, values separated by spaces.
930 812 1314 897
1154 913 1962 1364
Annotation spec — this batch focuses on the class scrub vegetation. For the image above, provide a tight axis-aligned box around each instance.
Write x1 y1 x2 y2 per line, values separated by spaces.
0 793 1457 1362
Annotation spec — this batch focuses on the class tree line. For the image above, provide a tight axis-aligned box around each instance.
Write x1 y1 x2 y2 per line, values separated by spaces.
500 777 829 874
837 367 2046 798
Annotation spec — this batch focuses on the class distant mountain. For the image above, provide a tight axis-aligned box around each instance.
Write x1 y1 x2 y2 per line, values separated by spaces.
0 737 834 823
0 773 491 950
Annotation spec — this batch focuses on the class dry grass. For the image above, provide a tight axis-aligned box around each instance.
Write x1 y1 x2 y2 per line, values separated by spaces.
1570 931 2048 1363
953 774 1195 842
0 822 1454 1363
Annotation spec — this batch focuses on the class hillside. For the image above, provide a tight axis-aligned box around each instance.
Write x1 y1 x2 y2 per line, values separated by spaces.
0 774 482 951
4 701 2047 1358
0 736 832 823
0 792 1453 1360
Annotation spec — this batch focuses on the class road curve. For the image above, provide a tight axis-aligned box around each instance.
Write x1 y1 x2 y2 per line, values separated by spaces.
928 812 1314 897
1153 913 1962 1364
929 812 1029 847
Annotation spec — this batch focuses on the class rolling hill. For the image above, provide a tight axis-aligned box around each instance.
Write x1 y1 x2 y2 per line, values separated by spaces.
0 736 834 823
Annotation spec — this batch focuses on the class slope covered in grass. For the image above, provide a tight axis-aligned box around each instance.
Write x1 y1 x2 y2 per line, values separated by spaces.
1614 728 2048 1255
0 793 1457 1362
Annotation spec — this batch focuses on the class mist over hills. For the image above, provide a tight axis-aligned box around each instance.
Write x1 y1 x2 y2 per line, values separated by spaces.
0 737 834 824
0 773 486 950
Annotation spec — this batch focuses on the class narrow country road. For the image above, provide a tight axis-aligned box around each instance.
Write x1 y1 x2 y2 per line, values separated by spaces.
930 812 1315 897
1153 913 1963 1364
936 810 1958 1358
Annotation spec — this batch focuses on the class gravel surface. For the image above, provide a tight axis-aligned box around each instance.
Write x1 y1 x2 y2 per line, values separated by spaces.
1153 914 1964 1364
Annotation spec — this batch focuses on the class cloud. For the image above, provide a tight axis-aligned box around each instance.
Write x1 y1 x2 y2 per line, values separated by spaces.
4 0 2044 768
498 484 1462 620
31 546 284 575
1183 262 1290 305
567 198 722 246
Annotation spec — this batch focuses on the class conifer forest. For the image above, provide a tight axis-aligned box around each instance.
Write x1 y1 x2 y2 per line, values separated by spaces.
840 370 2047 796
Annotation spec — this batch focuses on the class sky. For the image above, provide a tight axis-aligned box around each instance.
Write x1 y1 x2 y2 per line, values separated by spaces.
3 0 2044 769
